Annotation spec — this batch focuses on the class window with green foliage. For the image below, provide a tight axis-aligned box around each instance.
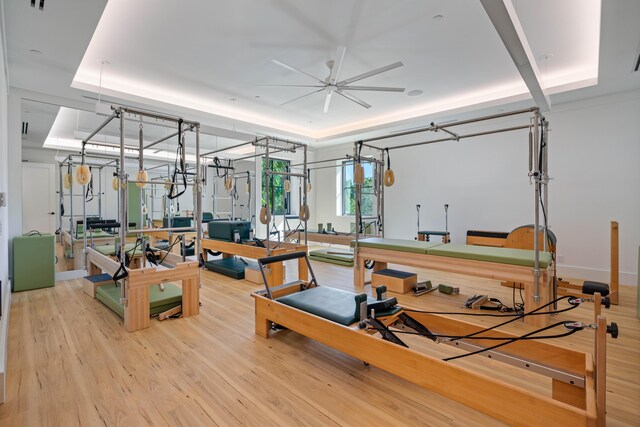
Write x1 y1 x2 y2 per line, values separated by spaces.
342 161 376 216
262 158 291 215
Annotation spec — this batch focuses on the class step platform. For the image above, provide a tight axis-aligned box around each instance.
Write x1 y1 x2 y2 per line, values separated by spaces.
83 273 114 298
371 268 417 294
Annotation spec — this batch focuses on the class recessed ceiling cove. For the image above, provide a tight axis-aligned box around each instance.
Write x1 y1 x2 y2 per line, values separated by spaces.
73 0 601 140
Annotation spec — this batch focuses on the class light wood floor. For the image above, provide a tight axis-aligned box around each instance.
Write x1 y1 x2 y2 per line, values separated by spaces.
1 255 638 426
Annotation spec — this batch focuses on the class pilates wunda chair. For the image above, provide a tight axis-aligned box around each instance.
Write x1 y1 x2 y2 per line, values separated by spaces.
253 251 617 426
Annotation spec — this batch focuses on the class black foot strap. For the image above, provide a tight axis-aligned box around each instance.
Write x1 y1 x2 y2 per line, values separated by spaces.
369 318 408 347
398 313 438 342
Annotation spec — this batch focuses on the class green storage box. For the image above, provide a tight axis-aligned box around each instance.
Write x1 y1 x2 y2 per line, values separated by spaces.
13 234 55 292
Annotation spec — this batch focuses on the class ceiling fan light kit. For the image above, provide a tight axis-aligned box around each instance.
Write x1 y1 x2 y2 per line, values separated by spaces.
268 46 406 113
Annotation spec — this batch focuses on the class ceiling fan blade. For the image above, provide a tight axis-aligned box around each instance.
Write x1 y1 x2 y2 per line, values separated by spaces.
329 46 347 85
280 88 325 106
340 85 405 92
337 61 404 86
336 90 371 109
323 91 333 114
272 59 326 84
257 84 326 88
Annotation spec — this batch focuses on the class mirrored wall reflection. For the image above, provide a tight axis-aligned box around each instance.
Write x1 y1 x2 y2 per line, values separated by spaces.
20 100 260 275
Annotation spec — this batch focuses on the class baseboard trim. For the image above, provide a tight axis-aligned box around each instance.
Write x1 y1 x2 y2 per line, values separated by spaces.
55 270 87 281
557 264 637 286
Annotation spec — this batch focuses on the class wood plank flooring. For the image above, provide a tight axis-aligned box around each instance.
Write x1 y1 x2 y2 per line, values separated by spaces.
1 253 638 426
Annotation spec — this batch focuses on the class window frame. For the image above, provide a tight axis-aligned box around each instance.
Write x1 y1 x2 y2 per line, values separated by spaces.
262 157 291 216
341 160 376 216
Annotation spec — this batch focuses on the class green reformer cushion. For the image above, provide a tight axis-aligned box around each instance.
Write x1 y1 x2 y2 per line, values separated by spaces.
309 249 354 266
93 243 140 256
95 282 182 318
204 257 248 279
426 243 552 268
75 230 113 239
350 238 443 254
309 255 354 267
277 286 401 326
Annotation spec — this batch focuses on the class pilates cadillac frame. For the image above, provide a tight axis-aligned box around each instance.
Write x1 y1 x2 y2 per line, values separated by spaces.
78 106 203 330
352 108 551 305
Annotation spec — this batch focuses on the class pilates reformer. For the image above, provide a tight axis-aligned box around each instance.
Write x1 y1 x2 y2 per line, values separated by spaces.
253 251 617 427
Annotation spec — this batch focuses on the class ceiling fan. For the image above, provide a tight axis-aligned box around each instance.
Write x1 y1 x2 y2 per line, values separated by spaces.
265 46 405 113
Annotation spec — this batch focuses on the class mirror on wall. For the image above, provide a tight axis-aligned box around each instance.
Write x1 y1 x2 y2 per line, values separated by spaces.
20 99 260 276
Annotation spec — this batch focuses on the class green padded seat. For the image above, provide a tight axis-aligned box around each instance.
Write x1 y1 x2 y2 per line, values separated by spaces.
95 282 182 318
277 286 400 326
426 243 551 268
351 238 443 254
204 257 247 279
93 243 140 256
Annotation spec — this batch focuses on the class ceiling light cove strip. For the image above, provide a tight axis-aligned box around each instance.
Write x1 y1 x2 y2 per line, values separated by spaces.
480 0 551 112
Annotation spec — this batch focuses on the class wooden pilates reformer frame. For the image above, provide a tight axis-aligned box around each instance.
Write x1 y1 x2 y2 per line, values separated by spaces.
253 252 617 427
354 243 553 327
201 238 307 286
86 247 199 332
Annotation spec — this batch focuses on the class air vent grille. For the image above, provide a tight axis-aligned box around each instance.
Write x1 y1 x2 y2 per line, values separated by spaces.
30 0 44 11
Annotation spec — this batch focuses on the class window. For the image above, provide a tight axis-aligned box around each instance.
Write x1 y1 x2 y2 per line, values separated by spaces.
342 161 376 216
262 158 291 215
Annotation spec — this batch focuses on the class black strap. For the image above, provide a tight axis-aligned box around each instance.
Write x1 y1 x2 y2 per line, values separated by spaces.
168 119 187 200
85 166 94 202
385 147 391 170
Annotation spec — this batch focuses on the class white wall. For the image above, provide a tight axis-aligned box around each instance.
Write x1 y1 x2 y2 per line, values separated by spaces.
315 91 640 285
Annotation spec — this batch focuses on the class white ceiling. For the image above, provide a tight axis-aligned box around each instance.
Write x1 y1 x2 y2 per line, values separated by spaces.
41 105 260 161
4 0 639 151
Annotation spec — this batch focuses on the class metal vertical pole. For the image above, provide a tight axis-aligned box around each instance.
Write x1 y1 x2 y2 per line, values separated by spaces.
118 109 127 304
98 166 103 219
69 162 74 260
58 163 63 244
81 144 87 270
115 159 120 227
353 142 360 272
532 110 541 301
265 138 270 255
543 119 549 251
195 125 203 285
303 144 308 245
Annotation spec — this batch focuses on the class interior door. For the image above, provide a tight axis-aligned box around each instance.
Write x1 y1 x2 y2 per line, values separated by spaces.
22 163 56 234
